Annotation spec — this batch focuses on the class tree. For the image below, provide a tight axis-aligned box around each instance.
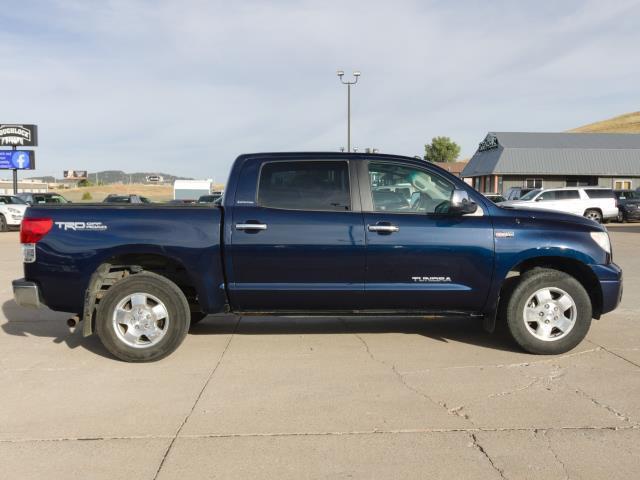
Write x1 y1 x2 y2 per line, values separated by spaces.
424 136 461 163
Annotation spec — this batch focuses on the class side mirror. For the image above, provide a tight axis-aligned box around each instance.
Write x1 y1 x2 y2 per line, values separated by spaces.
450 189 477 215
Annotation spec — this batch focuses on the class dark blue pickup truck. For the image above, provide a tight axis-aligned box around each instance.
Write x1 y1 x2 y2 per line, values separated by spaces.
13 153 622 361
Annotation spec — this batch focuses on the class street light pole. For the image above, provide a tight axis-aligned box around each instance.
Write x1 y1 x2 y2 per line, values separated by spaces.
337 70 360 152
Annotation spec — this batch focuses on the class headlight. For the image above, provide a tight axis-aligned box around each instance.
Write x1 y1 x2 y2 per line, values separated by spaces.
8 207 21 214
590 231 611 255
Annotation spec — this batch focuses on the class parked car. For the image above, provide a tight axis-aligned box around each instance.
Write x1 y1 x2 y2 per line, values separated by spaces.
500 187 617 223
0 195 28 231
614 190 640 222
483 193 506 203
104 194 151 204
505 187 535 201
16 192 70 205
13 152 622 361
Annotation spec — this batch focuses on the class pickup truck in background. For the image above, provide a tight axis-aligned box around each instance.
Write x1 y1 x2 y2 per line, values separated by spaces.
13 153 623 362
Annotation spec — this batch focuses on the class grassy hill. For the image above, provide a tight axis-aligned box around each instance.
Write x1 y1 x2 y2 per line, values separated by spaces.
570 111 640 133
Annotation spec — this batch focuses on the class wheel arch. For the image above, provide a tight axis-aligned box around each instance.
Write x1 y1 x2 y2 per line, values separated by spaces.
82 252 200 336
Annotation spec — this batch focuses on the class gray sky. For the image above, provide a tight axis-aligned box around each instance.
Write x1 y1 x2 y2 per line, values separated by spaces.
2 0 639 180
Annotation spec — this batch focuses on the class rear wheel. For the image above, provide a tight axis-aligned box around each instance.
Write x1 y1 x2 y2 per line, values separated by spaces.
96 272 190 362
0 214 7 232
584 209 602 223
505 268 592 354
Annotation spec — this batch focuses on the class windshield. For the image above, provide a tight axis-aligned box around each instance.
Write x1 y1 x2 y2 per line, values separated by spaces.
0 196 27 205
519 189 541 201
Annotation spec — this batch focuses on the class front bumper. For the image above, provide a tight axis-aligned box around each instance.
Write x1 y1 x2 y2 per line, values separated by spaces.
622 207 640 221
590 263 623 315
12 279 42 308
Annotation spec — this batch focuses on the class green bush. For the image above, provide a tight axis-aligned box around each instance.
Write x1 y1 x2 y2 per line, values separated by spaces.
81 192 93 201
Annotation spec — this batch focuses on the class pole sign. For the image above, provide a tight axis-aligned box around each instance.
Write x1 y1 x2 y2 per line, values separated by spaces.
0 124 38 147
0 150 35 170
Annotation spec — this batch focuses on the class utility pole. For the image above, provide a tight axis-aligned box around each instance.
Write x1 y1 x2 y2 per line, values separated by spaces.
336 70 360 152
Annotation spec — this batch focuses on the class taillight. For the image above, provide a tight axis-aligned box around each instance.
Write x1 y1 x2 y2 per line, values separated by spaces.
20 218 53 244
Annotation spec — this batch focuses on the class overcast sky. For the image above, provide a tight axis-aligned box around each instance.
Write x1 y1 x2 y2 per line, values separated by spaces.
2 0 639 180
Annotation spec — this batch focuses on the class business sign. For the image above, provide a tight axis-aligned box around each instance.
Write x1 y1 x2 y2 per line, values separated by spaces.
63 170 88 180
0 150 35 170
478 133 499 152
0 124 38 147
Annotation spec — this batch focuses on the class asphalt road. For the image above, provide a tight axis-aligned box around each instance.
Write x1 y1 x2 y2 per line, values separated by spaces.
1 225 639 479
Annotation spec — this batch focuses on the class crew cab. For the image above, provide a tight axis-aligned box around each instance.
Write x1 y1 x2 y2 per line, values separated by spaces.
501 187 617 223
12 153 623 362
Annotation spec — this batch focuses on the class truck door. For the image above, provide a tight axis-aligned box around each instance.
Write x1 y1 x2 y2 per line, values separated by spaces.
226 158 366 311
360 160 494 311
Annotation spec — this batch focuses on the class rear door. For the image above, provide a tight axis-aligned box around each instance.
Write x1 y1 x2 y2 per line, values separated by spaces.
226 158 366 311
359 160 494 311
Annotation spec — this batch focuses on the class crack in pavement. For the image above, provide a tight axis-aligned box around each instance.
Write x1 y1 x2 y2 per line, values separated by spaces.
470 432 508 479
538 428 570 480
152 316 241 480
397 347 601 376
587 340 640 369
570 386 637 425
339 319 474 424
1 425 637 444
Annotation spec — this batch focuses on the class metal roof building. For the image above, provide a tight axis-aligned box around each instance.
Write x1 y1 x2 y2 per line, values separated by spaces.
462 132 640 194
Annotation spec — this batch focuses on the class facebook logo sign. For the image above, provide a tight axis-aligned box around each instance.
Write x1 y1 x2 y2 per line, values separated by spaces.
0 150 35 170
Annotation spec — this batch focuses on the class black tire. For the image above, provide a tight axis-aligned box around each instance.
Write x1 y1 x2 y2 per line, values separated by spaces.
96 272 190 362
0 214 7 232
505 268 592 355
190 311 208 324
584 209 602 223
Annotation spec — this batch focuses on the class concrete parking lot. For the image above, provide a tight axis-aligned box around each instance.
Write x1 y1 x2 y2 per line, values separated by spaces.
0 225 639 479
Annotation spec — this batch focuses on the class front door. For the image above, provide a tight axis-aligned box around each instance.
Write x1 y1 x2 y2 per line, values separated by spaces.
227 159 366 311
361 160 494 311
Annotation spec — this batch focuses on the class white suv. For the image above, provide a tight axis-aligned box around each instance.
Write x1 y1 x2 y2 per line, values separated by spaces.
500 187 617 223
0 195 28 231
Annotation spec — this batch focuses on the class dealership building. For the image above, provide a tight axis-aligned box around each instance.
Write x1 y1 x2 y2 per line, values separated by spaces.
462 132 640 193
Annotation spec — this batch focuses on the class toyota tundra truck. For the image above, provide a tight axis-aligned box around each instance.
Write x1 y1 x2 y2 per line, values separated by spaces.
12 153 623 362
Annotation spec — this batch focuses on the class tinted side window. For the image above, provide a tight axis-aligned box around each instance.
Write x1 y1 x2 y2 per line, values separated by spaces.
258 161 350 211
368 162 453 214
585 189 614 199
538 191 557 201
556 190 580 200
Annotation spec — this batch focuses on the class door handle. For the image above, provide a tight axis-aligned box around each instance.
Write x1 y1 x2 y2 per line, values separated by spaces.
368 224 400 233
236 223 268 231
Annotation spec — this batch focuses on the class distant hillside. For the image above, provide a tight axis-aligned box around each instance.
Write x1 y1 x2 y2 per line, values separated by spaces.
570 111 640 133
29 171 192 184
86 170 193 184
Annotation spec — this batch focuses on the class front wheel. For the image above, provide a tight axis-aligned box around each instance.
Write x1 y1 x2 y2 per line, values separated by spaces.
0 214 7 232
505 268 592 355
617 210 625 223
96 272 190 362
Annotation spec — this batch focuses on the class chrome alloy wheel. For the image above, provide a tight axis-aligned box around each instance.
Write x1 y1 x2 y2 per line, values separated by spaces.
523 287 577 342
112 293 170 348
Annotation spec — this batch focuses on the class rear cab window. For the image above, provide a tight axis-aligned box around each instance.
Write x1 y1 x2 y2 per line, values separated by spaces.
257 161 351 211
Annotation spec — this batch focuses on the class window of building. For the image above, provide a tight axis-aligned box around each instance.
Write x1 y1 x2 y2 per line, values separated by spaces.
258 161 351 211
614 179 633 190
368 162 454 214
525 178 543 189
